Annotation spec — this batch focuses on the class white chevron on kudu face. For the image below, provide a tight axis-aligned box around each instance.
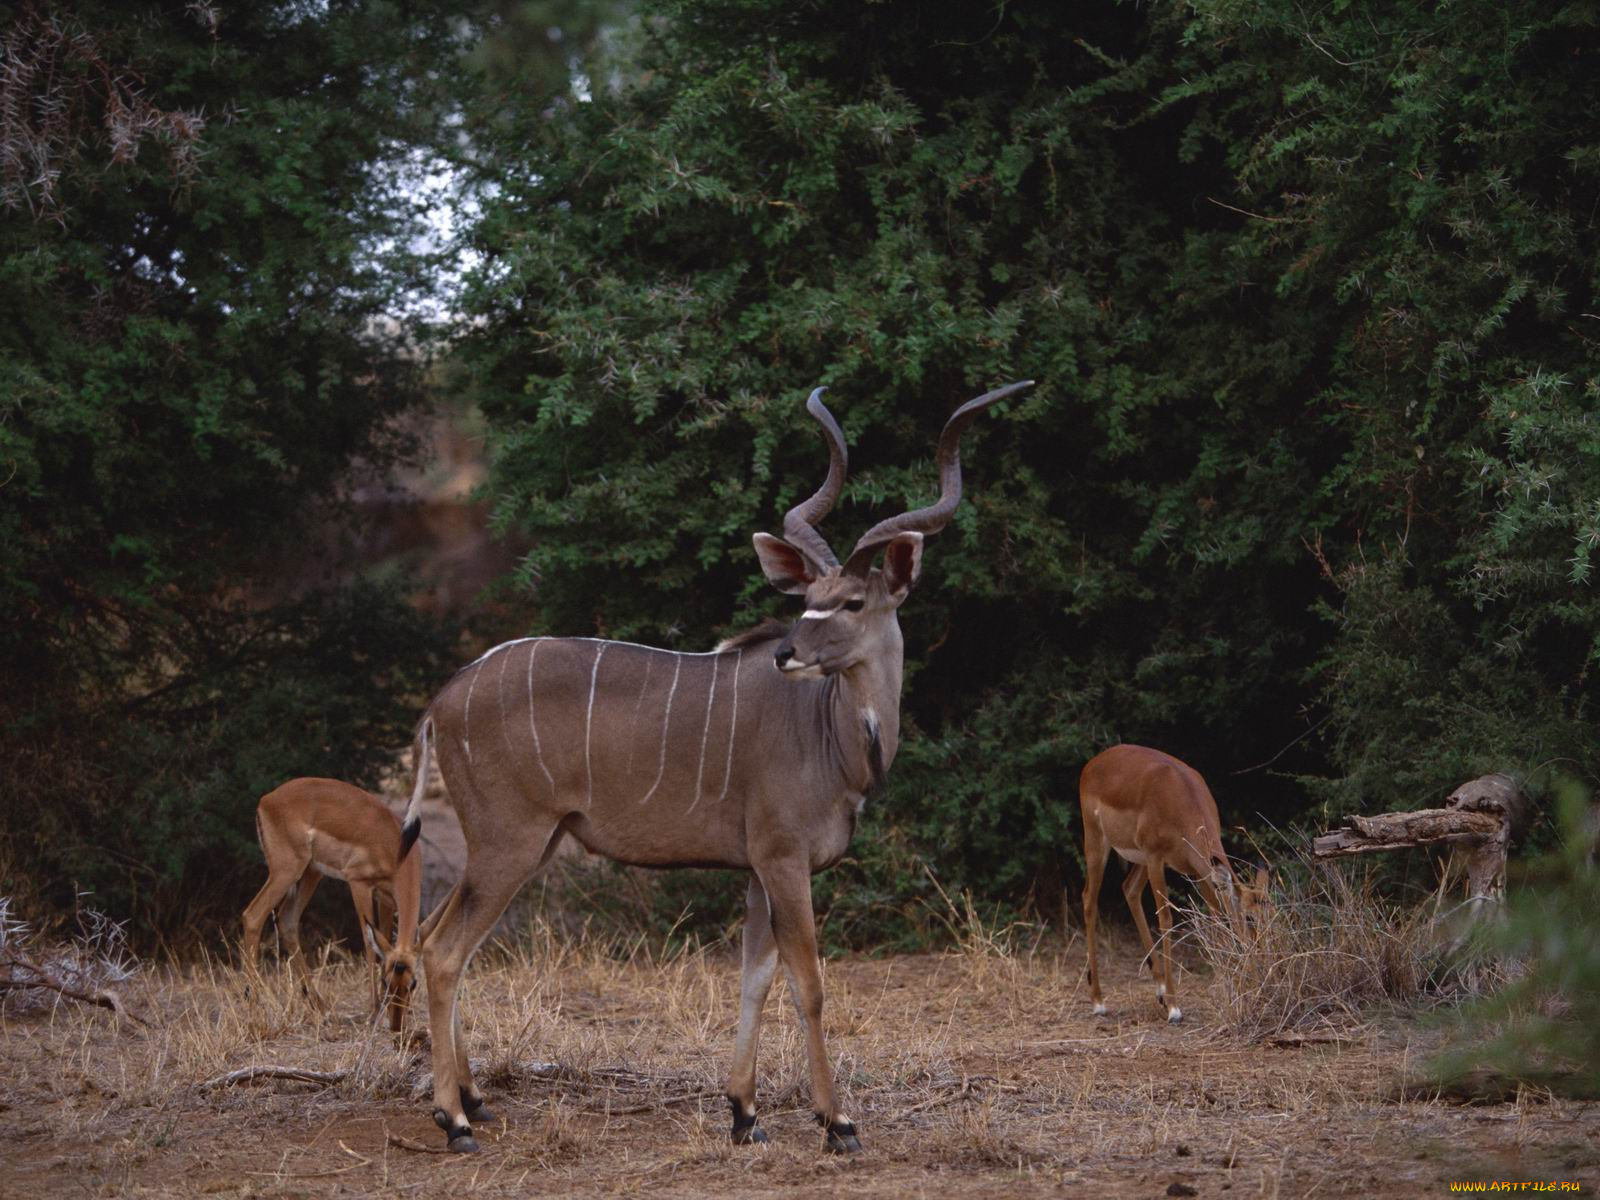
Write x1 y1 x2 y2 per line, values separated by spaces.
400 380 1034 1157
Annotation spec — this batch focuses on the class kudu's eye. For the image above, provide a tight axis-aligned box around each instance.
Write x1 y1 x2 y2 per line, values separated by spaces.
843 599 865 612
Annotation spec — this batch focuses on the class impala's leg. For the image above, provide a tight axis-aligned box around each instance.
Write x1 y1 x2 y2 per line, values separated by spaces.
1194 874 1227 930
423 820 561 1152
241 869 299 975
1121 863 1158 981
726 873 778 1145
370 889 407 1030
1081 819 1111 1015
279 868 325 1007
349 882 381 1018
757 860 858 1154
241 814 307 979
1147 864 1182 1022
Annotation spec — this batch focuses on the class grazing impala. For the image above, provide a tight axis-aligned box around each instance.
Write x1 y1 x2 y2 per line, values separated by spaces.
1079 744 1244 1023
400 381 1032 1153
241 778 421 1032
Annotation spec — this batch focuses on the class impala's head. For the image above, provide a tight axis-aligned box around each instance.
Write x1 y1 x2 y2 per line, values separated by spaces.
1208 854 1273 938
1238 859 1273 926
753 382 1032 680
364 920 419 1033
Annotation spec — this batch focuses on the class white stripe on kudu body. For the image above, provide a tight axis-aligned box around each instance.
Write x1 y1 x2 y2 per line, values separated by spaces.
584 643 607 807
461 638 534 761
641 653 682 805
525 641 556 794
402 380 1033 1157
718 648 742 802
687 653 722 813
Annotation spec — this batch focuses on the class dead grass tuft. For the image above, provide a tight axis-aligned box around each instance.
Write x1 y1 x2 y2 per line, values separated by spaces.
921 1093 1051 1169
1191 855 1503 1040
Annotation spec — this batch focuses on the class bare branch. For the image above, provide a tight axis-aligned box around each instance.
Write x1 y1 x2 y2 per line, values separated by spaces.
201 1065 348 1090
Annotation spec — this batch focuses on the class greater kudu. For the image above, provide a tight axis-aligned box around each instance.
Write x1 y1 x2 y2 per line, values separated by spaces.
401 381 1033 1153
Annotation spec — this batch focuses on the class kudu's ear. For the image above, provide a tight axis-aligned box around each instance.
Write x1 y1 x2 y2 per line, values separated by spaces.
880 532 923 601
753 532 819 595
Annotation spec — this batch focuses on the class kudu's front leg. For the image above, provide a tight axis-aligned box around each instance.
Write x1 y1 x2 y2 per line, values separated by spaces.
421 824 556 1151
758 861 861 1154
726 874 779 1145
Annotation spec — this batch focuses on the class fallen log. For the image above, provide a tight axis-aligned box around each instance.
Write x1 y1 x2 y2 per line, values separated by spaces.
1312 808 1501 857
1312 774 1528 940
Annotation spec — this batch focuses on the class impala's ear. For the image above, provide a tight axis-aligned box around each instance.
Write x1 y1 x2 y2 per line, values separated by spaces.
363 916 392 958
880 532 923 601
753 532 818 594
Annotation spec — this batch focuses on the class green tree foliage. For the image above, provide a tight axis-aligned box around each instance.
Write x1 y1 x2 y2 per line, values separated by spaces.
451 0 1600 942
0 0 468 932
1163 1 1600 818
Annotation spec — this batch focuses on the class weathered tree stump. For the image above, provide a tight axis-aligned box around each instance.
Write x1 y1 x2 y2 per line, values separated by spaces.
1312 774 1528 938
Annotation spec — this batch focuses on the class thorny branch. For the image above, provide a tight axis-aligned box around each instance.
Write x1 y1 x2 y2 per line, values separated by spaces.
1 0 207 218
0 953 145 1023
0 895 147 1024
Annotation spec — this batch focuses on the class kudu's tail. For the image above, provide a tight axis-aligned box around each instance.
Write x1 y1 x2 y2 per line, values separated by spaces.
399 715 432 862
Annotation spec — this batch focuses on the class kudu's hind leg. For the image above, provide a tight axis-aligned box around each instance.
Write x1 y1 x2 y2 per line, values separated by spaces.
758 860 859 1154
726 874 778 1145
422 821 560 1152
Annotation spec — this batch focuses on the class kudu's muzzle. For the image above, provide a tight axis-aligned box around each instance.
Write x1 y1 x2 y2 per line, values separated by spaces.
773 632 822 675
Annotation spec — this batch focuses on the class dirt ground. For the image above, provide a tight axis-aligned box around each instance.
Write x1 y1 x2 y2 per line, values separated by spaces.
3 932 1596 1198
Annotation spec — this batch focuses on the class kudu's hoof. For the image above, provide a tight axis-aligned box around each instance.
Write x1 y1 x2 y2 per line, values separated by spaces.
461 1087 496 1124
729 1098 768 1146
434 1108 479 1153
822 1120 862 1155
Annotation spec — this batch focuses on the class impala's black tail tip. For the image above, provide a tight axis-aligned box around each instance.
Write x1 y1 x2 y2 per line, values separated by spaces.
399 816 421 861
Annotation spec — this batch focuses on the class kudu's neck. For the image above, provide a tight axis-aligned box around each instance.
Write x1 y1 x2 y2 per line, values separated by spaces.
827 619 905 795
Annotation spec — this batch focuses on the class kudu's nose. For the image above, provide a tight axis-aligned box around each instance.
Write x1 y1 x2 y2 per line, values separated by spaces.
774 644 794 669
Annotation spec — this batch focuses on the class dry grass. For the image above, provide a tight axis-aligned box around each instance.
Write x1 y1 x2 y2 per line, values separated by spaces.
1 911 1594 1197
1189 857 1511 1041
